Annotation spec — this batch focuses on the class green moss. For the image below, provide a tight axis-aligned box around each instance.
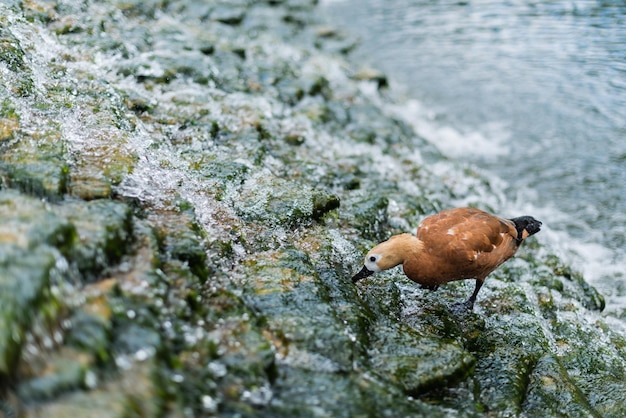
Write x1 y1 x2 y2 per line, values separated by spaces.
234 175 336 227
521 354 600 417
264 367 448 417
369 322 475 395
0 189 77 252
543 254 605 311
239 249 356 370
1 0 623 415
17 354 88 402
473 348 536 415
55 200 134 281
347 194 389 241
1 123 70 200
4 160 69 200
0 97 19 119
65 310 111 364
0 245 57 377
0 26 26 72
197 159 249 200
148 209 209 283
311 192 340 220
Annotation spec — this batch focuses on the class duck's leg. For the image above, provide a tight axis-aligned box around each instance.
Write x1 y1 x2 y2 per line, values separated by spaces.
420 284 439 291
461 279 484 310
452 279 484 311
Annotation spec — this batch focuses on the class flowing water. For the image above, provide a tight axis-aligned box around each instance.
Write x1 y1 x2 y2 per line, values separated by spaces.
320 0 626 314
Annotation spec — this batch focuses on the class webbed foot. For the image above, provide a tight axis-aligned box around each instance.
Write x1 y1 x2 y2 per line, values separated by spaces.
452 298 475 312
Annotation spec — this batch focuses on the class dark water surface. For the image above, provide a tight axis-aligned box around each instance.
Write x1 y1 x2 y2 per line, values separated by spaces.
321 0 626 310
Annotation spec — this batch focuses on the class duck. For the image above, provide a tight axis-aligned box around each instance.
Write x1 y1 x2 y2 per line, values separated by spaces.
351 207 542 310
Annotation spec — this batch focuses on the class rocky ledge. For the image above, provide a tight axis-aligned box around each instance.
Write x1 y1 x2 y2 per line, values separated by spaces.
0 0 624 417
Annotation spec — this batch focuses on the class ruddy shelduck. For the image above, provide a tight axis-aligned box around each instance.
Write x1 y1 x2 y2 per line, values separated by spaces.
351 207 542 310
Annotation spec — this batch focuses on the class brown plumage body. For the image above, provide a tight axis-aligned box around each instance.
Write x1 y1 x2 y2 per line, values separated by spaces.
351 207 542 310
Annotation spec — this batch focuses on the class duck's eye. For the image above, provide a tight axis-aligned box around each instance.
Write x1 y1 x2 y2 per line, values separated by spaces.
369 256 377 262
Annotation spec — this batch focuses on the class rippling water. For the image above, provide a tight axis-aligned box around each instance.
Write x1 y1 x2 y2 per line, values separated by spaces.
321 0 626 313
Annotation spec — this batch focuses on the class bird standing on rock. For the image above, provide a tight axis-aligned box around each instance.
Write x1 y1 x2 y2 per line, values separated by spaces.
351 207 542 310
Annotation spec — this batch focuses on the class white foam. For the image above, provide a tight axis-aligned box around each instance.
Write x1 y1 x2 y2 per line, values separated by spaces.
390 99 511 160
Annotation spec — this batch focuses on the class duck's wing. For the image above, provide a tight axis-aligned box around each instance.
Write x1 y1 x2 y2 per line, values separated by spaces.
417 207 517 265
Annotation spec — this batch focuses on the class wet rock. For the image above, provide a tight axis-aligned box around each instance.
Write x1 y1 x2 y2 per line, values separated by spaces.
311 192 340 220
210 5 247 26
17 347 92 402
368 322 474 395
1 129 69 201
234 173 339 228
553 315 626 416
0 24 26 72
266 366 447 417
65 310 111 364
0 190 76 253
352 66 389 90
521 354 598 417
347 104 415 146
197 159 250 201
543 254 605 311
116 0 165 19
148 209 209 282
69 128 137 201
0 96 20 141
344 194 389 242
54 200 134 281
314 27 359 55
241 249 353 369
22 360 160 417
0 245 58 378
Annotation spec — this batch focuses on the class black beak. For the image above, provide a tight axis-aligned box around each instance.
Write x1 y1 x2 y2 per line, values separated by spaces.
351 265 374 283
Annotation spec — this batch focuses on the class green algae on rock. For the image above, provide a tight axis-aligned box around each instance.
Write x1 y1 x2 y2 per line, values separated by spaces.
0 0 625 416
0 245 58 378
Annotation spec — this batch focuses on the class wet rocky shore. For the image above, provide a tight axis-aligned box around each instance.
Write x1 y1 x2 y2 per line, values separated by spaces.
1 0 624 416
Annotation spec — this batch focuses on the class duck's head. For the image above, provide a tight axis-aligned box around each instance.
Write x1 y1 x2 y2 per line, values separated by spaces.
351 234 413 283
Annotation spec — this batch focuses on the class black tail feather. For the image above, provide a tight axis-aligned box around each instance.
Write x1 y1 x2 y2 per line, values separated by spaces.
510 216 542 242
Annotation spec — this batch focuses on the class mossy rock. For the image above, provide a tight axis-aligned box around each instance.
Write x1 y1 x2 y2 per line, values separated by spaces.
344 193 389 242
234 173 339 227
0 244 58 377
0 27 23 70
69 134 137 200
148 209 209 283
0 101 20 141
2 0 625 415
346 104 414 146
17 348 92 402
543 254 605 311
65 310 111 364
265 366 448 418
240 249 354 370
463 311 552 414
196 159 250 201
553 316 626 416
368 321 474 395
20 360 161 417
0 190 76 253
54 199 134 281
170 297 277 415
1 135 70 200
521 354 599 417
472 348 537 415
